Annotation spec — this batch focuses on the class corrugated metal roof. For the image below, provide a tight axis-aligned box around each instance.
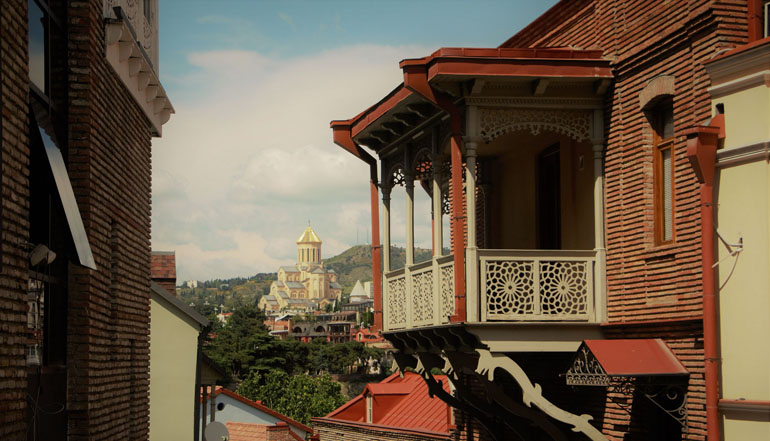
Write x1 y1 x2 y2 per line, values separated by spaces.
326 372 450 434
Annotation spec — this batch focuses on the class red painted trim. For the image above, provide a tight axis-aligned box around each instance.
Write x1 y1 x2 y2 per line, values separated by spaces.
685 124 722 441
370 179 383 332
449 133 466 322
600 316 703 328
330 122 383 332
427 59 612 80
719 399 770 408
351 86 412 137
748 0 764 42
402 62 466 322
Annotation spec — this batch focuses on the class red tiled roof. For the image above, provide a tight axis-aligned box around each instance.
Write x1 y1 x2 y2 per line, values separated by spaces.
202 388 313 434
324 372 452 434
151 251 176 280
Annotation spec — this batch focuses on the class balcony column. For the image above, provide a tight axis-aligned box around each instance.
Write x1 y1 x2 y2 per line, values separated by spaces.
381 184 392 273
432 133 443 324
591 109 607 322
404 146 415 328
464 105 480 322
405 161 415 266
432 128 443 257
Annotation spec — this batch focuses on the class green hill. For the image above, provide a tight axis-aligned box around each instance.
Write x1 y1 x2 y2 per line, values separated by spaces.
323 245 433 293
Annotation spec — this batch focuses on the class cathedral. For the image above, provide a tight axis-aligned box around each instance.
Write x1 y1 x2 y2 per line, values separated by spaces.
260 225 343 312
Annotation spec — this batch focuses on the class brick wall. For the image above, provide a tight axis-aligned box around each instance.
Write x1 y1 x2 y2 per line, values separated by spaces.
507 0 748 323
493 1 749 440
314 419 451 441
0 0 30 440
65 1 154 440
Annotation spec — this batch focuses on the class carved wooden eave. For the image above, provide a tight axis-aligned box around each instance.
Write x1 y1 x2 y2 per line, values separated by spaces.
104 18 174 136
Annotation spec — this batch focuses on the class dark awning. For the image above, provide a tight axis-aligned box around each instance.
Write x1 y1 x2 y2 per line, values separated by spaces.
566 339 688 386
33 116 96 270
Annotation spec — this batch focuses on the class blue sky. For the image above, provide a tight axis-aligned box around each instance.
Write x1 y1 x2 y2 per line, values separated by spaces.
151 0 558 282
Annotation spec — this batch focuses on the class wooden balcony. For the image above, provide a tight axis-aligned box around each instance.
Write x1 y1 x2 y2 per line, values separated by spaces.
383 249 603 332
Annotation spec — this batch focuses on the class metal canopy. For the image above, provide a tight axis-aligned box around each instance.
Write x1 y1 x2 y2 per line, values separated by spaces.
566 339 688 384
566 339 690 429
33 116 97 270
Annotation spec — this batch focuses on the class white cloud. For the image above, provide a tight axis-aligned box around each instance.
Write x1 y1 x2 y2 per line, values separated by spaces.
152 44 433 282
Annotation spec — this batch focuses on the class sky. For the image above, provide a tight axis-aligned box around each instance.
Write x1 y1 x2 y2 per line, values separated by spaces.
151 0 559 283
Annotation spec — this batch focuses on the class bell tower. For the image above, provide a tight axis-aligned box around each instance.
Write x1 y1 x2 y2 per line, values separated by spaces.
296 223 322 265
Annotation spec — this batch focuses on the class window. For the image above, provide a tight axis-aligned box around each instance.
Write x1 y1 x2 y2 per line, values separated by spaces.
765 1 770 37
653 103 675 244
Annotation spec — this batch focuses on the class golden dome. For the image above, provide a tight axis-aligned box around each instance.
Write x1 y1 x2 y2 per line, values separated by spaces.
296 225 322 244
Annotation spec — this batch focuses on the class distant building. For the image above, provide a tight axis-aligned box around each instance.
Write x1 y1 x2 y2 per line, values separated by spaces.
216 312 233 323
262 226 342 313
186 280 199 289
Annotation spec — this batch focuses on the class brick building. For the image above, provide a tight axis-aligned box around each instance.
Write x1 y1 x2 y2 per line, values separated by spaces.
330 1 767 440
1 0 172 440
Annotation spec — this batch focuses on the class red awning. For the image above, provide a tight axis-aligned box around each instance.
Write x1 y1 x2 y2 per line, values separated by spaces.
584 339 688 377
566 339 688 387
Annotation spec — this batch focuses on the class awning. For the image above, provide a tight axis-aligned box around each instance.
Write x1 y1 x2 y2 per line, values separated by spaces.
566 339 688 386
565 338 689 429
32 114 97 270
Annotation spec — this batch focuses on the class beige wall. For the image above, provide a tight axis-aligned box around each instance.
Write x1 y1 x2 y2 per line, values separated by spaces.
485 131 594 250
711 65 770 440
149 295 201 441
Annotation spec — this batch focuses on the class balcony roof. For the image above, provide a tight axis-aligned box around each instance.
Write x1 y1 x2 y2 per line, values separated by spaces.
331 47 612 154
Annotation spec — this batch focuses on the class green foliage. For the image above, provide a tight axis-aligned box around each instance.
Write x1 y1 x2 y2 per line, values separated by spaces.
179 273 276 314
204 304 269 379
237 370 348 426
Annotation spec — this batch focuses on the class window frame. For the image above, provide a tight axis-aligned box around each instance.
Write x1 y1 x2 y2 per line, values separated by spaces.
652 104 675 245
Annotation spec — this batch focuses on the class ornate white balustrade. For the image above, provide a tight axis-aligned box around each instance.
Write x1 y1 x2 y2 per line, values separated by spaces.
382 250 600 332
479 249 596 322
384 256 455 331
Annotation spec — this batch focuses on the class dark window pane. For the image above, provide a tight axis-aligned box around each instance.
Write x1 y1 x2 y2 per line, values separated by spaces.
661 107 674 139
28 0 46 92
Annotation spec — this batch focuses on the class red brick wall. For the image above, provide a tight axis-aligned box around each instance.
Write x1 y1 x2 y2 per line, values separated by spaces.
315 419 451 441
0 1 31 440
65 1 154 440
507 0 747 322
490 1 749 440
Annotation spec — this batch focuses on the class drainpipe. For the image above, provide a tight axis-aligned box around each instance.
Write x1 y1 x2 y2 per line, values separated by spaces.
685 123 722 441
748 0 763 42
331 123 383 331
401 60 467 322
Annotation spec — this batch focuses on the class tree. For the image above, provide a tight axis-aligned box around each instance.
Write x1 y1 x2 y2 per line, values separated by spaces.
237 370 348 425
204 304 268 379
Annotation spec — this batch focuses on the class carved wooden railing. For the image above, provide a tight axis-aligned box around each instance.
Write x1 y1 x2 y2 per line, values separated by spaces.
383 256 455 331
383 250 598 332
478 249 596 322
